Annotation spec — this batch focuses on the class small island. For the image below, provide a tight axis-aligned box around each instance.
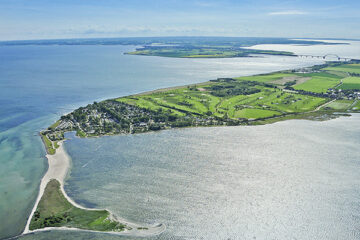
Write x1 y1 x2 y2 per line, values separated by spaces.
27 59 360 236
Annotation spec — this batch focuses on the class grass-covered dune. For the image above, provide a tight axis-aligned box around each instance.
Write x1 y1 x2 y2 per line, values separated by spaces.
30 179 127 232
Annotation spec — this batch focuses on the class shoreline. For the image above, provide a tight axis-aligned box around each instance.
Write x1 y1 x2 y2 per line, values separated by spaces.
21 59 359 238
23 141 70 234
23 141 165 237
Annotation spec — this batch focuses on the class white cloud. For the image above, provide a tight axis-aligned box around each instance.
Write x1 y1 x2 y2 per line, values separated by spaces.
268 10 308 16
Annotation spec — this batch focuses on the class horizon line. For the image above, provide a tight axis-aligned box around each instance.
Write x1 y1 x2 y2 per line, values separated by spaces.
0 36 359 43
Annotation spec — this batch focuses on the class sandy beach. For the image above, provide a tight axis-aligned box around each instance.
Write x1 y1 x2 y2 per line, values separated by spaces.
23 140 165 237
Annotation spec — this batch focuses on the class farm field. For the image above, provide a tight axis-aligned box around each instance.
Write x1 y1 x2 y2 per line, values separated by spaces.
337 77 360 90
293 72 342 93
324 64 360 74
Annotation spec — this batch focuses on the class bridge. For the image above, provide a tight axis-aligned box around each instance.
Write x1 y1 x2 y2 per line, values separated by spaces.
297 54 352 61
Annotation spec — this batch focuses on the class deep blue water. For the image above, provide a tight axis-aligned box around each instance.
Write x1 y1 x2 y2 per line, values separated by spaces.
0 43 358 239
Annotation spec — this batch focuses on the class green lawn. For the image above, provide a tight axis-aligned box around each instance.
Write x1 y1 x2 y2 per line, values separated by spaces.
337 77 360 90
293 72 342 93
30 179 126 232
325 100 354 110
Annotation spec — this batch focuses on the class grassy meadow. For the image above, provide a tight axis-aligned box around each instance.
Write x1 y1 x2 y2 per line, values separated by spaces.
337 77 360 90
293 72 342 93
324 64 360 74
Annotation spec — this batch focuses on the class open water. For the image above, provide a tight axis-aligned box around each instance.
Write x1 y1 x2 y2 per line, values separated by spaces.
0 41 359 239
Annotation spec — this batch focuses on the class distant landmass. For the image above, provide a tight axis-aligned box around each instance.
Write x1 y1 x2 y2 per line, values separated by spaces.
0 36 346 46
1 37 348 59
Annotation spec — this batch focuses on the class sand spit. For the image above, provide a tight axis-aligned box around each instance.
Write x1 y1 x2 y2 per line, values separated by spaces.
23 141 165 237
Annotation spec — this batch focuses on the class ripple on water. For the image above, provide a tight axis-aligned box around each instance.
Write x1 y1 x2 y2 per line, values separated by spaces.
49 114 360 240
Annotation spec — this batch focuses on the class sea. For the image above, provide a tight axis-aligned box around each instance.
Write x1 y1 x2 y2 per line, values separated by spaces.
0 40 359 240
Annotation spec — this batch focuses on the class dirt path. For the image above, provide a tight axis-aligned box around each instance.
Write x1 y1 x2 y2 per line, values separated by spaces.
313 99 336 112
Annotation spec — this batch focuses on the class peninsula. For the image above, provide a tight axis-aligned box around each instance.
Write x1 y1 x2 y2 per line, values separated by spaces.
26 59 360 236
43 60 360 145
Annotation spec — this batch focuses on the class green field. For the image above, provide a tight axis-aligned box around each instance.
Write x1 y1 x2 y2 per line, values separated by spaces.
325 64 360 74
337 77 360 90
293 72 342 93
117 78 327 120
30 179 126 231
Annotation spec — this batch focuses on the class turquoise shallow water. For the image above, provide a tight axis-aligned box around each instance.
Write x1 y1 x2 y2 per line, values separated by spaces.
0 42 358 239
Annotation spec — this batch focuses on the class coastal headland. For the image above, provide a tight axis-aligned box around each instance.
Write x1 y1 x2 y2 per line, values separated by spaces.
24 59 360 236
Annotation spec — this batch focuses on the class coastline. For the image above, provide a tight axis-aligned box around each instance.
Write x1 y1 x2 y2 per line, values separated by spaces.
23 141 165 237
21 59 359 238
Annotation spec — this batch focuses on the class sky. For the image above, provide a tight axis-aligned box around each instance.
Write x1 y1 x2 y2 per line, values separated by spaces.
0 0 359 41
